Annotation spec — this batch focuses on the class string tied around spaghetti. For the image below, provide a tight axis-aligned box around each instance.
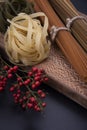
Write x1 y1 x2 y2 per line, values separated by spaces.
50 25 69 41
50 15 87 41
66 15 87 30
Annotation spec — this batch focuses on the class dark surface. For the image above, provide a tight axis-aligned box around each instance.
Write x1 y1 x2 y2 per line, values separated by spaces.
0 1 87 130
71 0 87 14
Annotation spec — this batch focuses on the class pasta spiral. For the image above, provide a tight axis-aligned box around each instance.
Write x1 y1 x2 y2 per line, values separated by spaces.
4 12 51 66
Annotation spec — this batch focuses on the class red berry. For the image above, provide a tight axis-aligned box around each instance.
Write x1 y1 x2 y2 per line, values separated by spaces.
0 76 4 79
38 68 44 73
13 66 18 72
40 93 46 98
8 73 13 78
27 79 31 82
37 90 43 95
30 97 36 103
19 82 23 87
24 80 28 86
24 79 30 85
27 103 33 108
44 77 48 81
0 87 4 91
34 105 41 111
36 107 41 112
16 94 20 98
34 76 40 81
32 67 38 72
13 93 16 97
10 67 14 72
31 84 36 89
14 96 18 100
17 89 21 93
35 81 40 87
2 82 6 87
7 69 12 74
28 71 33 76
34 105 38 110
10 86 15 92
22 104 26 109
3 65 9 70
19 99 23 103
17 77 22 82
37 72 42 76
3 77 7 82
42 102 46 107
23 96 27 100
0 81 3 86
35 74 38 77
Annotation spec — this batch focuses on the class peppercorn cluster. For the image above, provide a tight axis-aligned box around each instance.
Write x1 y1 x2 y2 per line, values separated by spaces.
0 57 48 112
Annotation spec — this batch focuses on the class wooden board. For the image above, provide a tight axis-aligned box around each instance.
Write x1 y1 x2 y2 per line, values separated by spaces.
0 17 87 109
37 12 87 109
36 43 87 109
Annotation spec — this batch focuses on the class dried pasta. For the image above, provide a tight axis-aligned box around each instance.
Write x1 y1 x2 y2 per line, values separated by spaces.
4 12 51 66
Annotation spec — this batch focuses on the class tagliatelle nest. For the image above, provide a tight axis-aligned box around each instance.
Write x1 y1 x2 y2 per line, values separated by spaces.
4 12 51 66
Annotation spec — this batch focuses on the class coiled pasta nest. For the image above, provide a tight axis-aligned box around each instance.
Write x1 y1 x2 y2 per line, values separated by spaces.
4 12 51 66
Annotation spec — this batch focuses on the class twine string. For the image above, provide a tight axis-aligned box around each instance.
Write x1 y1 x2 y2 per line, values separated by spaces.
50 25 69 41
50 15 87 41
66 15 87 30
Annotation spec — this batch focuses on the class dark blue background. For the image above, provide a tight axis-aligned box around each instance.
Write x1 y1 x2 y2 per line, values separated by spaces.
71 0 87 14
0 1 87 130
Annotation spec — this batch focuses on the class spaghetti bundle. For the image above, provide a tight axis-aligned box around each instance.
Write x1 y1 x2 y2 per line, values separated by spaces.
49 0 87 52
32 0 87 81
4 12 51 66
